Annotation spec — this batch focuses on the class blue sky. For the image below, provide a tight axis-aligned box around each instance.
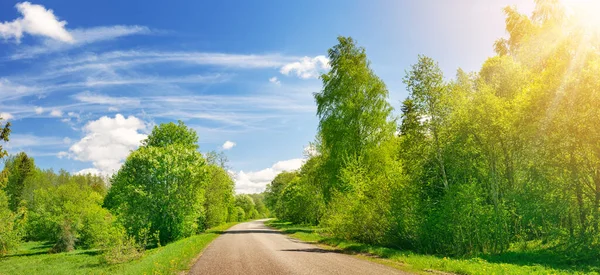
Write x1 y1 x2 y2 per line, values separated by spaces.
0 0 534 193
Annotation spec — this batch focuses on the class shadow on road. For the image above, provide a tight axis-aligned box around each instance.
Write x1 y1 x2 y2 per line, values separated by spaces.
216 229 284 235
280 248 343 254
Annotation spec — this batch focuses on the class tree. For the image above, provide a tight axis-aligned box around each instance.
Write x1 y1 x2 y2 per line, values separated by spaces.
403 55 450 190
264 171 298 218
235 194 256 220
142 120 199 149
315 36 395 200
0 116 10 159
0 189 22 256
106 122 207 246
2 152 35 211
203 164 235 229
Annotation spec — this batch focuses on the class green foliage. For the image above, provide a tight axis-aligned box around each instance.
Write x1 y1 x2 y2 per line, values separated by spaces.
0 189 23 256
272 2 600 266
26 180 114 252
0 116 10 159
2 152 35 211
235 194 255 220
203 164 235 229
315 36 395 200
141 120 199 149
106 143 207 246
264 171 297 218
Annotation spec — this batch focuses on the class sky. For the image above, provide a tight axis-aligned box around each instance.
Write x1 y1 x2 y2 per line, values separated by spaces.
0 0 535 193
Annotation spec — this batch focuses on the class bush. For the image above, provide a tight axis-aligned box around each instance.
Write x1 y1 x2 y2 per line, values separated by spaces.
26 182 113 252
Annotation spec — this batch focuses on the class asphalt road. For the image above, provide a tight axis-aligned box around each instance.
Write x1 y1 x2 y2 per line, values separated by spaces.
189 219 408 275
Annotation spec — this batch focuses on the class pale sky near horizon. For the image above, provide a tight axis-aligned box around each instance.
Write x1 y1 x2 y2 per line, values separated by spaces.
0 0 535 193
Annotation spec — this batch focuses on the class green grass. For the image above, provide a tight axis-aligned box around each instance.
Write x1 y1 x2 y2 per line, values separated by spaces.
0 222 237 275
265 220 600 275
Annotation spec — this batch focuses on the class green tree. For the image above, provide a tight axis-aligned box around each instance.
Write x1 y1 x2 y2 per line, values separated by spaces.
2 152 35 211
142 120 199 149
203 164 235 229
315 36 395 200
0 189 22 256
106 122 207 246
264 171 297 218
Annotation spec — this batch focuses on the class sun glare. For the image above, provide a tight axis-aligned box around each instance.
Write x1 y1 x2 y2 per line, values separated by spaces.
562 0 600 31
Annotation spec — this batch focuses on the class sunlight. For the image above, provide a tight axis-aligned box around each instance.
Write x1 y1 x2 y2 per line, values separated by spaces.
562 0 600 31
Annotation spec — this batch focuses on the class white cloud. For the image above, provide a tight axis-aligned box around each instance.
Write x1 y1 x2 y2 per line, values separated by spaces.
303 144 319 158
75 168 103 176
0 2 73 43
280 55 330 79
34 106 43 114
68 114 147 175
108 106 118 112
269 76 281 85
73 91 140 106
10 25 150 59
7 134 65 150
50 109 62 117
222 140 236 150
234 158 304 194
62 137 71 144
57 151 69 159
0 112 14 120
0 79 39 101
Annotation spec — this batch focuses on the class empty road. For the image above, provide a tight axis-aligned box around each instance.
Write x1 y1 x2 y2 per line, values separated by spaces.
189 219 407 275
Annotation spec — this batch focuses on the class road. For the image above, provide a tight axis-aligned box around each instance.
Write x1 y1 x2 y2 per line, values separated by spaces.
189 219 408 275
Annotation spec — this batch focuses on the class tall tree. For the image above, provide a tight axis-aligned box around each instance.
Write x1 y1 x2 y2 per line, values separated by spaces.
315 36 395 200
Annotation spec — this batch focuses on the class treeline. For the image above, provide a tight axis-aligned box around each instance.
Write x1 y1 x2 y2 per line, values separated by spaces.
0 121 268 260
265 1 600 257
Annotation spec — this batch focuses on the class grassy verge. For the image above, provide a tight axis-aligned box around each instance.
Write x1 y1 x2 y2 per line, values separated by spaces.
265 220 599 275
0 222 237 275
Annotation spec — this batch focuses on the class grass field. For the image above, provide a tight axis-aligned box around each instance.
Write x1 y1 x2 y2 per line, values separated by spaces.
0 222 237 275
266 220 600 275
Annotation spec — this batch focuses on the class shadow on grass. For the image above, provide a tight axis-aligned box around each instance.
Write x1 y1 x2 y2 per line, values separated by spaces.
481 248 600 274
269 220 600 274
4 250 49 258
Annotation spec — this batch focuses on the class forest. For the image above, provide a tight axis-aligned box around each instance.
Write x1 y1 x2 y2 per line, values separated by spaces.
265 0 600 263
1 0 600 273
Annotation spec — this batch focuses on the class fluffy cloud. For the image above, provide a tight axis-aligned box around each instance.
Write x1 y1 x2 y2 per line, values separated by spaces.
69 114 147 175
0 112 14 120
34 106 43 114
234 158 304 194
0 2 73 43
49 109 62 117
222 140 236 150
269 76 281 85
280 55 330 79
